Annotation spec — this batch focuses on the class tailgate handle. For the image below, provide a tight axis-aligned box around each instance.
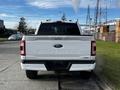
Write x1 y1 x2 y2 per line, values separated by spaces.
54 44 63 48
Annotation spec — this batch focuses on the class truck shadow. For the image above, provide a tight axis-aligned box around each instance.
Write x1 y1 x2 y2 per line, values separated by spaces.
34 71 93 81
33 71 100 90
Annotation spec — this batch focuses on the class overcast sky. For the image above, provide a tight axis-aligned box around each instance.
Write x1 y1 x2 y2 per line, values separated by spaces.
0 0 120 29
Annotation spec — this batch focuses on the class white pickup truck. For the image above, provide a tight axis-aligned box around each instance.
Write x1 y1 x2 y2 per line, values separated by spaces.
20 21 96 79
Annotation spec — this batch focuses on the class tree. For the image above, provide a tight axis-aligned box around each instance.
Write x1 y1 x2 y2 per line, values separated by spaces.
61 13 67 21
18 17 27 34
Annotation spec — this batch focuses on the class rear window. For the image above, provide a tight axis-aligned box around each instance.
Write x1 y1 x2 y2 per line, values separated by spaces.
37 22 81 35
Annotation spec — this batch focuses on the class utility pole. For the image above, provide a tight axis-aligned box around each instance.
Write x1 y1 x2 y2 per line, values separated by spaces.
105 5 108 24
86 5 90 25
94 0 100 31
98 0 108 25
86 5 92 30
99 5 102 25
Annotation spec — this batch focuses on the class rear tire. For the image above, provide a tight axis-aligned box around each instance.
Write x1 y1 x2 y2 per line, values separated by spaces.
80 71 93 79
26 70 38 79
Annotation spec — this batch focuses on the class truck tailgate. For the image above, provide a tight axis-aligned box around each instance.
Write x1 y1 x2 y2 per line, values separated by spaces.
25 36 94 60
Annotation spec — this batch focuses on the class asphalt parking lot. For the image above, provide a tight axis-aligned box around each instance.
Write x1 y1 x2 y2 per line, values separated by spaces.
0 41 102 90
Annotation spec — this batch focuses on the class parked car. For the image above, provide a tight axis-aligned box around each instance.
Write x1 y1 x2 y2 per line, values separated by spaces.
20 21 96 79
8 33 23 40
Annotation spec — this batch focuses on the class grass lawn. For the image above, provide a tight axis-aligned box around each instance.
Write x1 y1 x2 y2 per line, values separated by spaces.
97 40 120 90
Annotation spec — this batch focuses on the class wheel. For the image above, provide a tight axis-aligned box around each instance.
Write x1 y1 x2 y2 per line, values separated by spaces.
25 70 38 79
80 71 93 79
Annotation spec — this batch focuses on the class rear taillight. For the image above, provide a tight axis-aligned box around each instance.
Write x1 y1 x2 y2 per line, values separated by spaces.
91 41 96 56
20 40 26 56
